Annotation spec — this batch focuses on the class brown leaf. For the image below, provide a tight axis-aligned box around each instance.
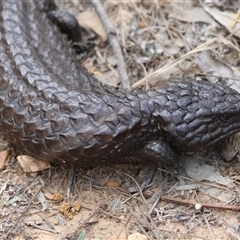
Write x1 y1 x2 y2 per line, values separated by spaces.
0 150 10 171
73 202 81 212
17 155 51 173
44 192 54 200
77 11 107 42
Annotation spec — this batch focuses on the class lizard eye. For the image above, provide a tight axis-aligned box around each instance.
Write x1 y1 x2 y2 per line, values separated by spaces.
221 115 234 122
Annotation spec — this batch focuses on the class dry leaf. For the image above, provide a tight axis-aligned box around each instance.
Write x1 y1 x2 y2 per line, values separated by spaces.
203 5 240 38
182 156 235 203
17 155 51 173
195 51 236 83
0 150 10 171
45 191 63 201
169 6 216 25
94 70 119 87
73 202 81 212
38 191 48 212
44 192 54 200
77 11 107 42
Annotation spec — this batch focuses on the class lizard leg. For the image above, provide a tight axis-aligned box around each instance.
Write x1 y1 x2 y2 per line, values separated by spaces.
142 140 179 166
47 10 82 43
140 140 179 190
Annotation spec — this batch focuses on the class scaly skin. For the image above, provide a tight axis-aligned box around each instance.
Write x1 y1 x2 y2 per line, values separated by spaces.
1 0 240 167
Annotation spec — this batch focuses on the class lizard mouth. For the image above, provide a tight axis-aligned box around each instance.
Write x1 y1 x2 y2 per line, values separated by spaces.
206 127 240 148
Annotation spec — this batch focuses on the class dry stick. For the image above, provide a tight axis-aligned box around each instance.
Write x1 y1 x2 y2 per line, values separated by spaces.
195 72 240 82
148 175 170 214
5 185 44 239
194 192 215 240
161 195 240 212
90 0 131 90
118 170 148 206
136 217 158 240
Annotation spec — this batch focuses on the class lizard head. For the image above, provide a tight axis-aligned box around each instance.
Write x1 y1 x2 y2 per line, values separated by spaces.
153 80 240 151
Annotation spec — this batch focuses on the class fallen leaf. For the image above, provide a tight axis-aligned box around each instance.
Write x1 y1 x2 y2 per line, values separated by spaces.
195 51 236 83
0 182 8 194
182 156 235 203
38 191 48 212
94 70 119 87
194 50 240 93
73 202 81 212
203 5 240 38
0 150 10 171
4 196 22 206
44 192 63 201
17 155 51 173
169 6 216 25
183 156 234 187
44 192 54 200
77 11 107 42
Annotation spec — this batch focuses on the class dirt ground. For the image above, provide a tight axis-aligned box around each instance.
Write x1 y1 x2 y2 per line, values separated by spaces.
2 0 240 239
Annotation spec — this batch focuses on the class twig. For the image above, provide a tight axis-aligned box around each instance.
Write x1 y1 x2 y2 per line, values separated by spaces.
195 72 240 81
67 166 75 199
161 195 240 212
5 185 44 239
90 0 131 90
117 170 148 208
195 192 215 240
148 175 170 214
136 219 158 239
29 223 56 233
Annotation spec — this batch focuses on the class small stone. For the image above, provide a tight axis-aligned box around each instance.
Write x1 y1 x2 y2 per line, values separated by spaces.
128 232 148 240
